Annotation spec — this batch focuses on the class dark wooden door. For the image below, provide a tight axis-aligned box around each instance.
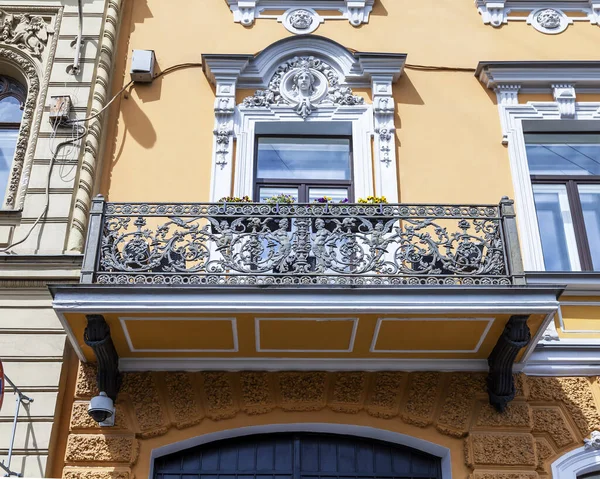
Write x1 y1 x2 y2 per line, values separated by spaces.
154 434 442 479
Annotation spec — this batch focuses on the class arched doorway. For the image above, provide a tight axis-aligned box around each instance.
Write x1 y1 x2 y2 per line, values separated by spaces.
153 433 442 479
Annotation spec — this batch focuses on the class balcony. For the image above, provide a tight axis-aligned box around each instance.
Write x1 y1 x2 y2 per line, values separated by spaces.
81 196 525 286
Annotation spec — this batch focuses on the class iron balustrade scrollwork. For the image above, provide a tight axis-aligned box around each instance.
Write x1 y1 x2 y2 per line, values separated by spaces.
81 197 524 286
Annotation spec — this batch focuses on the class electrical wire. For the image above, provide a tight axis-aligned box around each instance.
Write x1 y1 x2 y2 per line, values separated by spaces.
0 124 87 253
405 63 476 73
66 62 204 125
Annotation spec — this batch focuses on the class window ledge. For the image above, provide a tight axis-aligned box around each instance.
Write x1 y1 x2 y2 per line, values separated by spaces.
526 271 600 294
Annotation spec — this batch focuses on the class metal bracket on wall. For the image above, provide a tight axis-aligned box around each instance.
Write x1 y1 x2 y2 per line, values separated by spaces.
487 315 531 412
1 375 33 477
84 314 121 401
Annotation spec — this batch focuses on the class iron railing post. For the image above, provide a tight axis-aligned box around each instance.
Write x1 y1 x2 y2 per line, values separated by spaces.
500 196 526 285
80 194 106 284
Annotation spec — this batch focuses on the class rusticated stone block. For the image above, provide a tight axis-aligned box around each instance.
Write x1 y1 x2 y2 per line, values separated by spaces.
121 372 168 437
75 362 99 398
63 467 131 479
535 437 554 473
164 372 203 428
402 372 440 427
469 472 538 479
70 402 128 430
202 372 238 420
465 433 536 467
529 377 600 436
532 407 576 448
365 372 404 418
239 371 274 415
329 372 366 413
277 372 327 411
65 435 138 464
437 373 486 438
476 402 532 428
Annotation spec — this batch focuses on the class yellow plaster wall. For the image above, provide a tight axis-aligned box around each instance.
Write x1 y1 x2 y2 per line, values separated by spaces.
57 362 600 479
99 0 600 205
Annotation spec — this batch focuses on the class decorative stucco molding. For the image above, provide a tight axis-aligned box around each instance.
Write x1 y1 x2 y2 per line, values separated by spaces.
585 431 600 450
477 61 600 272
475 0 600 33
67 365 600 478
67 0 123 251
226 0 374 32
202 36 405 203
0 10 50 59
0 7 58 211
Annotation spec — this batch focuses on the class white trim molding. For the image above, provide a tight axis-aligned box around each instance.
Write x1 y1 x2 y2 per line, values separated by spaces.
149 424 453 479
477 61 600 271
475 0 600 33
202 36 406 203
552 433 600 477
226 0 374 30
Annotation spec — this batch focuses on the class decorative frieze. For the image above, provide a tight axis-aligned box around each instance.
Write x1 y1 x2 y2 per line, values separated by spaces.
0 10 49 59
243 56 364 119
475 0 600 33
226 0 374 31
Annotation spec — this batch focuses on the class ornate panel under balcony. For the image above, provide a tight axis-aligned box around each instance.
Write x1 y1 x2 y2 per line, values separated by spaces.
81 197 524 287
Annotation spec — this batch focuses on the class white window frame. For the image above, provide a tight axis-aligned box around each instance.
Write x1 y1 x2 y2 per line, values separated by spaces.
552 436 600 478
233 105 373 201
477 62 600 271
202 36 406 204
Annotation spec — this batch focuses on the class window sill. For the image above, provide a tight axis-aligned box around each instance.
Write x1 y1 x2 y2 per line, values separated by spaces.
526 271 600 295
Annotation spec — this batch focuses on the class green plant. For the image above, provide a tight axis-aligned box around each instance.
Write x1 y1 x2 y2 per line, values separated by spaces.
265 193 296 204
358 195 388 204
218 196 252 203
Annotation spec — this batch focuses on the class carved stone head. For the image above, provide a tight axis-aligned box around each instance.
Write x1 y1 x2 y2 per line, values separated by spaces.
536 9 561 29
289 9 313 30
292 63 316 96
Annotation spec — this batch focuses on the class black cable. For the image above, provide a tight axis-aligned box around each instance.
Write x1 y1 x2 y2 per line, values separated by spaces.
405 63 476 73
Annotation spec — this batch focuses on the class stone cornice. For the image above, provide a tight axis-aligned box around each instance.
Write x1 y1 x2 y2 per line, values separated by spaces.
0 254 82 282
477 61 600 93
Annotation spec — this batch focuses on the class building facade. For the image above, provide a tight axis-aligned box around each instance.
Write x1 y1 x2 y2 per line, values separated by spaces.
0 0 123 477
46 0 600 478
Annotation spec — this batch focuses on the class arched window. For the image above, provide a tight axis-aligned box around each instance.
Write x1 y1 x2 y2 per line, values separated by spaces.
0 74 26 207
153 433 442 479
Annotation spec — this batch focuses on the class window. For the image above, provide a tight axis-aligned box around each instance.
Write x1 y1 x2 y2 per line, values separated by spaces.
579 473 600 479
254 135 353 203
0 75 26 207
526 133 600 271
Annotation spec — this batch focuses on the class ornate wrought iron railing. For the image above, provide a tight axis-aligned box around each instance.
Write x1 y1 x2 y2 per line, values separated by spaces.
80 197 525 286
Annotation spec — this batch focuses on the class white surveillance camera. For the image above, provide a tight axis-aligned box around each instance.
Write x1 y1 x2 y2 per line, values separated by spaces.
88 392 115 426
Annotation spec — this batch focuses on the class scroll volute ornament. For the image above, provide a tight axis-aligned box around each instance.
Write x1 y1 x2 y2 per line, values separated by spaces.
0 11 49 59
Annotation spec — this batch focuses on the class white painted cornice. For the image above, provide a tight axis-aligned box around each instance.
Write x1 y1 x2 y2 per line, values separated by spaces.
226 0 374 30
202 36 406 89
475 0 600 33
477 61 600 93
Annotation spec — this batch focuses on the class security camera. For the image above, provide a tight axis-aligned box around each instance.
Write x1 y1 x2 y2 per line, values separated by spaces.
88 392 115 426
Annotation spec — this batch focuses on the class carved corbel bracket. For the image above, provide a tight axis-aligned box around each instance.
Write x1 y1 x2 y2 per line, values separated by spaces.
478 1 507 27
487 314 531 412
345 0 372 26
214 80 237 170
494 84 520 144
553 83 576 119
232 0 257 26
84 314 121 401
371 76 398 201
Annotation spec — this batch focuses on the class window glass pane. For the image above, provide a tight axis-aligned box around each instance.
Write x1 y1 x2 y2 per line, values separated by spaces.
308 187 349 203
579 184 600 270
525 133 600 175
532 184 581 271
0 128 19 205
258 187 298 203
0 96 23 123
257 137 351 180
